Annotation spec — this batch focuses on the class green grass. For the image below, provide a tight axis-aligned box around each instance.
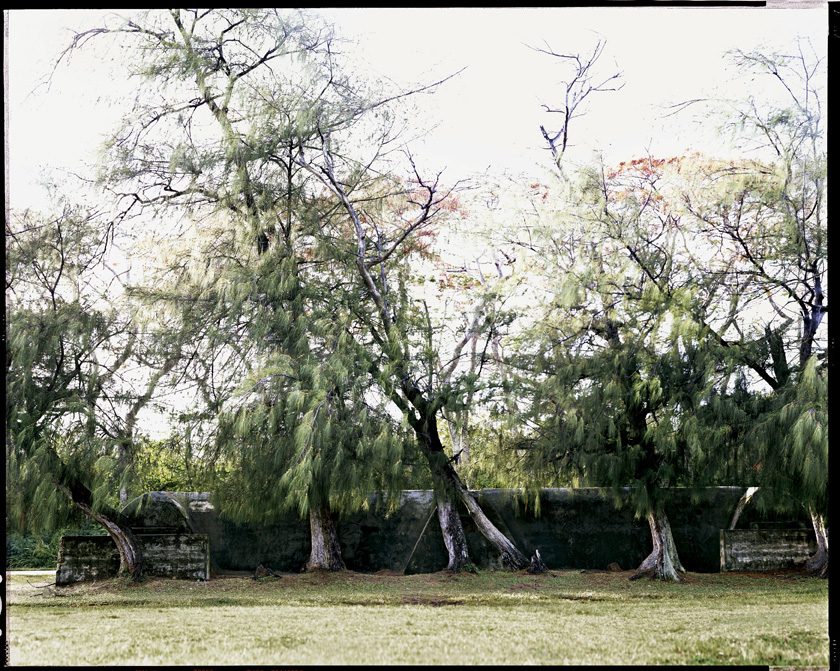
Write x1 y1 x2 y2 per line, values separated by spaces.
7 569 829 666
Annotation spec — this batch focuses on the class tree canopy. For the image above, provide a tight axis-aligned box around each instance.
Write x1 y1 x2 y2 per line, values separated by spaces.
6 10 827 580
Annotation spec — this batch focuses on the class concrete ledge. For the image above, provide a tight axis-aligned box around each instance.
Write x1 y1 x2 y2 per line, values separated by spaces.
56 534 209 585
720 529 817 572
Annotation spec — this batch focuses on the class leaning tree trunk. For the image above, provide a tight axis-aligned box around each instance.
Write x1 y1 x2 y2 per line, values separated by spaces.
59 477 146 581
729 486 759 530
305 501 345 572
632 501 684 583
420 414 530 571
445 463 529 570
804 505 828 578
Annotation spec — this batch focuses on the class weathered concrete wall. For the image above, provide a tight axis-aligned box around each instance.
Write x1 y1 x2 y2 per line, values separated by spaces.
56 534 209 586
59 488 811 580
56 536 120 586
163 492 311 574
720 529 818 571
154 487 806 574
341 487 751 573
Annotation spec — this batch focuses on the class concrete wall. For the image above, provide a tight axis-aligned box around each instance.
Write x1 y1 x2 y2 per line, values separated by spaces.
58 487 812 581
56 534 209 586
720 529 818 572
156 487 807 574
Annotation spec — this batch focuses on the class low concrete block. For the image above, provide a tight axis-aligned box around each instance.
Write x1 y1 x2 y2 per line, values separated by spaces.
56 536 120 586
720 529 817 572
135 534 210 581
56 534 210 585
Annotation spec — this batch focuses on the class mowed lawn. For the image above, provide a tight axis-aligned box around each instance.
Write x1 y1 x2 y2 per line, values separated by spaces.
7 568 828 666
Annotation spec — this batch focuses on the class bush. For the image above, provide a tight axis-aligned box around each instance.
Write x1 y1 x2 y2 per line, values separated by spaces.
5 519 107 570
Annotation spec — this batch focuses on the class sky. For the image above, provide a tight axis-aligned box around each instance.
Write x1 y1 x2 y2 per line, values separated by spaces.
6 6 828 211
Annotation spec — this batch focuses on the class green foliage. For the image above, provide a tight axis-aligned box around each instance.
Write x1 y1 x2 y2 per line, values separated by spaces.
6 205 135 533
129 435 214 494
90 9 437 526
6 531 65 570
736 357 828 518
5 519 107 570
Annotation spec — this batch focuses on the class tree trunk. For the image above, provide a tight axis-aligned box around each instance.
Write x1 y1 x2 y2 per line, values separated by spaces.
445 407 472 487
59 477 146 581
798 275 826 368
631 502 684 583
420 412 529 571
446 464 529 570
433 480 473 572
119 441 130 509
88 506 147 581
804 505 828 578
305 501 345 572
729 486 759 530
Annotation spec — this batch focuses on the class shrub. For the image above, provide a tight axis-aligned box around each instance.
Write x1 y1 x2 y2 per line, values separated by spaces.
5 519 107 570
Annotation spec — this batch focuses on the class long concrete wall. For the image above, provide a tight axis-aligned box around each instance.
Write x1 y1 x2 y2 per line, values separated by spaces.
128 487 809 575
56 487 811 583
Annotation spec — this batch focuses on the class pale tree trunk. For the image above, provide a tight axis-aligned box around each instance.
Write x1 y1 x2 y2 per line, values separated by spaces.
804 504 828 578
449 466 528 570
425 421 529 571
433 480 473 571
456 332 478 479
441 322 480 487
305 501 345 572
445 406 472 487
631 502 685 583
729 486 759 530
119 444 130 509
86 506 146 581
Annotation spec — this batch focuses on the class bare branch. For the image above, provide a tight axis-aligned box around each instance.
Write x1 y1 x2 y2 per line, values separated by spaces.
529 38 624 172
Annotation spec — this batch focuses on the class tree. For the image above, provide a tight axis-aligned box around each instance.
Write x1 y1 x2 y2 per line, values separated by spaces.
654 42 827 575
524 36 827 579
513 161 740 581
411 173 536 488
531 38 623 176
6 204 147 580
291 145 531 571
64 8 417 571
69 8 530 572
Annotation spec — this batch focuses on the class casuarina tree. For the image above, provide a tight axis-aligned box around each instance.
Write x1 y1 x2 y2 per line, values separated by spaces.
68 8 530 571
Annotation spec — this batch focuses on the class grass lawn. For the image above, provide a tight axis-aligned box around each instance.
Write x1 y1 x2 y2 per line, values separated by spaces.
6 568 829 666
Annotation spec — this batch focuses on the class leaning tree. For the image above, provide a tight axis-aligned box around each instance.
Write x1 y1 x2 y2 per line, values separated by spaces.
69 8 532 572
6 204 149 580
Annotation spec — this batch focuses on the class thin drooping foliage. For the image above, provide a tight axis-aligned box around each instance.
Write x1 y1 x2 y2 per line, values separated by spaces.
64 8 530 572
6 205 148 579
9 14 825 582
516 39 827 580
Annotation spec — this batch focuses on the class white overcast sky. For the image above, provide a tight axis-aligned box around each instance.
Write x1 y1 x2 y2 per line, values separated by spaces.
5 6 828 211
